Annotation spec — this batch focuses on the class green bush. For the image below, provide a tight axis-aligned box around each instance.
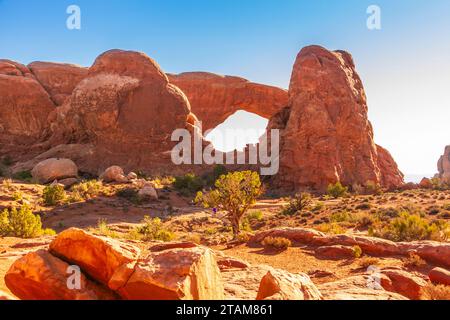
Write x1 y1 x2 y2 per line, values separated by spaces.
116 188 141 204
12 170 33 182
327 182 348 198
369 211 450 242
134 216 175 242
173 173 204 195
42 184 67 206
71 180 103 200
0 205 55 238
195 171 262 237
281 193 312 216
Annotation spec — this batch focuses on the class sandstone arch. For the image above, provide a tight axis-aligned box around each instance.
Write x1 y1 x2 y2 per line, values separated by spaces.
167 72 288 131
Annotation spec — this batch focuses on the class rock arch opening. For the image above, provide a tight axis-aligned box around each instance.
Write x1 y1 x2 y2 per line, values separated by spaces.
205 110 269 152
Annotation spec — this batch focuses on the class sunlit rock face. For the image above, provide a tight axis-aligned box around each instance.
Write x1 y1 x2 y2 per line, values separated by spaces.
270 45 404 192
437 145 450 182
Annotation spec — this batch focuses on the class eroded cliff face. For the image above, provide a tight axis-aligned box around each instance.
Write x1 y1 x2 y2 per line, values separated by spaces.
0 60 55 156
270 45 403 191
168 72 288 131
438 146 450 183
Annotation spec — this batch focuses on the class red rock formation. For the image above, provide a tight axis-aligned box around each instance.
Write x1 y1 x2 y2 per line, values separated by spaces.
168 72 288 131
271 46 404 191
28 62 88 105
0 60 55 154
43 50 196 175
437 145 450 183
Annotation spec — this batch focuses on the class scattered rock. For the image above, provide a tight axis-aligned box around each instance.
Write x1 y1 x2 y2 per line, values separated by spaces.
429 267 450 286
315 245 355 260
318 275 407 300
116 247 225 300
58 177 79 189
138 182 158 200
419 178 433 189
49 228 140 289
256 269 322 300
216 257 251 271
381 268 427 300
149 241 198 252
127 172 138 180
5 249 117 300
100 166 128 183
31 158 78 184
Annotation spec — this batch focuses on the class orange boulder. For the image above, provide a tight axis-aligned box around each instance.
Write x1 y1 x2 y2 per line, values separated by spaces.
5 250 117 300
49 228 140 289
116 247 224 300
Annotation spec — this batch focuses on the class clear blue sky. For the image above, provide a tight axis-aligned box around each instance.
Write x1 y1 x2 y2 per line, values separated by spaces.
1 0 449 176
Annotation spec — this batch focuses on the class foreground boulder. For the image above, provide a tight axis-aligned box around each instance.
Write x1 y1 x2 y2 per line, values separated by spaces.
116 247 225 300
381 268 427 300
49 228 140 289
168 72 288 131
270 45 403 191
5 250 117 300
256 269 322 300
429 267 450 286
31 158 78 184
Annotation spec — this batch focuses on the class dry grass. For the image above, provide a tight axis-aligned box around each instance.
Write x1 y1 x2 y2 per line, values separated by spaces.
421 283 450 300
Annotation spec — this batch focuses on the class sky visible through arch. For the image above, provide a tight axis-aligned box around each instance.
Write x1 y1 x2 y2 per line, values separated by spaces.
0 0 449 179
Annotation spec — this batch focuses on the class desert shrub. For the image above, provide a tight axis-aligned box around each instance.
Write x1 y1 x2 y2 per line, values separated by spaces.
262 236 292 251
315 223 346 235
355 203 372 210
173 173 204 196
403 252 426 268
281 193 312 216
327 182 348 199
71 180 103 200
12 170 33 182
203 165 228 187
2 155 13 166
357 257 380 269
0 205 55 238
235 232 251 243
42 184 67 206
93 219 119 238
369 211 450 242
365 180 383 195
311 202 325 213
195 171 262 237
116 188 141 204
1 178 14 191
330 211 353 223
352 245 363 258
12 191 24 201
376 207 401 220
421 283 450 300
134 216 175 242
246 211 264 222
185 234 202 244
